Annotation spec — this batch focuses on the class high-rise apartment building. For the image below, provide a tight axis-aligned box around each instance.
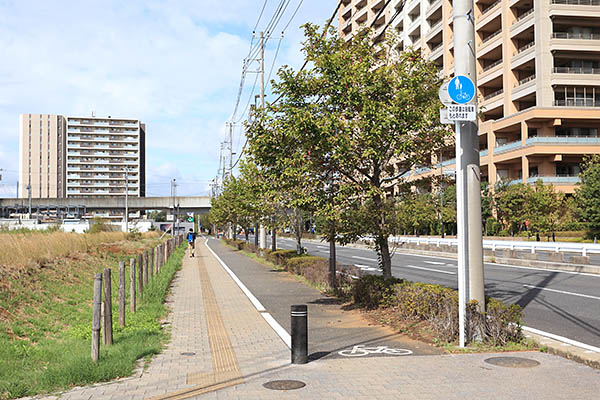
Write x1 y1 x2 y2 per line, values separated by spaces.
339 0 600 193
19 114 145 199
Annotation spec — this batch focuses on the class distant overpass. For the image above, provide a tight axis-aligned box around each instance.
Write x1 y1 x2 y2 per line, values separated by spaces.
0 196 211 217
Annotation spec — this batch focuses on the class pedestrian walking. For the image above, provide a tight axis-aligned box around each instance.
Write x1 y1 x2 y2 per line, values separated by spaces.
187 228 197 257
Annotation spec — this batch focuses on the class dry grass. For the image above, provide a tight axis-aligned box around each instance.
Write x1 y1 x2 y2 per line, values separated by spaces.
0 231 125 269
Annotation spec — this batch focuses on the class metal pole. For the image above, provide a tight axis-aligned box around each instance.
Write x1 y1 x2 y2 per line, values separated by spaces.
439 150 445 238
259 31 267 250
124 168 129 233
291 305 308 364
27 184 32 218
229 122 233 178
454 0 485 347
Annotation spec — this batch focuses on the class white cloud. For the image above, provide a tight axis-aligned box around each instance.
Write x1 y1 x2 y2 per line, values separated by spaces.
0 0 336 197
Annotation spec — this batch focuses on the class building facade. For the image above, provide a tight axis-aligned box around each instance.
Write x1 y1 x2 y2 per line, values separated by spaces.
19 114 146 201
338 0 600 193
18 114 66 198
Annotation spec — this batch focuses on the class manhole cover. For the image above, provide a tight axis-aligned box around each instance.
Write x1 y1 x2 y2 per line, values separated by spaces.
263 380 306 390
180 352 196 356
484 357 540 368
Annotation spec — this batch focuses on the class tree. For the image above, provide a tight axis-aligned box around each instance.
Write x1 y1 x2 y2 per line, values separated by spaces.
397 193 436 236
525 180 563 241
248 25 446 278
494 182 532 236
576 155 600 239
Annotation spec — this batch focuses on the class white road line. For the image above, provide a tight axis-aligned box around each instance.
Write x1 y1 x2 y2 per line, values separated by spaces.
354 264 379 271
424 261 446 265
405 265 456 275
523 326 600 353
391 251 600 278
204 238 292 348
522 284 600 301
352 255 378 262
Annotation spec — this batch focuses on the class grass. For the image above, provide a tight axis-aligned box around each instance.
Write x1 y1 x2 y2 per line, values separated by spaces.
0 232 184 400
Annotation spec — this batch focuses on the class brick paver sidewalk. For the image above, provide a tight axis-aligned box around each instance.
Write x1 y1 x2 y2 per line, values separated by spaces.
32 238 600 399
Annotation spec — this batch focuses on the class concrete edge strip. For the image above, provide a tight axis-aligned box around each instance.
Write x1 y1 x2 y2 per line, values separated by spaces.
523 326 600 353
204 238 292 349
204 238 266 312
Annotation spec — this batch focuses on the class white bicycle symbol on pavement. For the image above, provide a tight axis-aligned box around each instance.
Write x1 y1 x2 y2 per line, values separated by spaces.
338 345 413 357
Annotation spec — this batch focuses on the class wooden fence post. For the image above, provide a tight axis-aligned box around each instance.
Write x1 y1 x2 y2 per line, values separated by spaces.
144 250 149 285
153 247 157 275
130 258 136 312
138 253 143 295
92 273 102 362
149 248 154 278
103 268 113 345
146 249 152 280
119 261 126 327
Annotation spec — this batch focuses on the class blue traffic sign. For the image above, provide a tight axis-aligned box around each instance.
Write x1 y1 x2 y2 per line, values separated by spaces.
448 75 475 104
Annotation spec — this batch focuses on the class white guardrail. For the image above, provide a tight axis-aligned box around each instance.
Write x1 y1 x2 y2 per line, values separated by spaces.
389 236 600 257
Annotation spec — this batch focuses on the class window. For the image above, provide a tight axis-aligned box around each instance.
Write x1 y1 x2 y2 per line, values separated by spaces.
529 166 538 177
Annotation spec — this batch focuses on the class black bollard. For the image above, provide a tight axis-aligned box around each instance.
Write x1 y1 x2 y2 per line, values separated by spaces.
291 304 308 364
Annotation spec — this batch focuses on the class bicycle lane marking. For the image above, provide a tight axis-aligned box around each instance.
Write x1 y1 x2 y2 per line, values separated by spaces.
337 345 414 358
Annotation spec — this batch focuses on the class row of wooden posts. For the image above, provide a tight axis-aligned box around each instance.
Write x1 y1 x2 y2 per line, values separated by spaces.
91 234 185 362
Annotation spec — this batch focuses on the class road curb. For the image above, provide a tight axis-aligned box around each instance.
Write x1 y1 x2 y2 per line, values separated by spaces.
523 327 600 370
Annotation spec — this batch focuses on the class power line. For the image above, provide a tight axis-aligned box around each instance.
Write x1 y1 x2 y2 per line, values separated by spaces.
253 0 269 32
282 0 304 32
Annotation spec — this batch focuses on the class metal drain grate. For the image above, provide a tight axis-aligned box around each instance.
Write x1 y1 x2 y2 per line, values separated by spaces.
180 352 196 356
263 380 306 390
484 356 540 368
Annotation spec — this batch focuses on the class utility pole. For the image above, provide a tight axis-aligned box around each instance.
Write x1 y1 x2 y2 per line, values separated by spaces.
258 30 267 250
228 122 233 178
124 168 129 233
439 150 445 238
454 0 485 347
26 184 32 219
172 179 178 236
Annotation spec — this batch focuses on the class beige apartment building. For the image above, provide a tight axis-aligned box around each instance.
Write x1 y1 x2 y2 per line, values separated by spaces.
339 0 600 193
19 114 146 206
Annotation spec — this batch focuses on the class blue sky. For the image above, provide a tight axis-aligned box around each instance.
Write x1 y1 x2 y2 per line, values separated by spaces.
0 0 335 197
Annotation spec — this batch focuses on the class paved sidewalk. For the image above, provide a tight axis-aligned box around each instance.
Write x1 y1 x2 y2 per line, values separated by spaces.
34 238 600 399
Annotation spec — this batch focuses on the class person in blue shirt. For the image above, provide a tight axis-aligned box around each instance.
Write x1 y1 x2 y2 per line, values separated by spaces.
187 228 197 257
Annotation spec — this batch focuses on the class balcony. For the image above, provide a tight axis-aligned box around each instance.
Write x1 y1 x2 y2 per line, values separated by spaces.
526 136 600 144
552 32 600 40
554 99 600 106
484 88 504 100
551 0 600 4
515 8 535 23
482 59 503 72
554 66 600 74
494 140 522 154
481 29 502 46
517 74 536 85
481 0 501 16
525 176 581 184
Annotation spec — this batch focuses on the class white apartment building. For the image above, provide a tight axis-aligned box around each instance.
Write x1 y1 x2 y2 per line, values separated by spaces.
65 116 145 198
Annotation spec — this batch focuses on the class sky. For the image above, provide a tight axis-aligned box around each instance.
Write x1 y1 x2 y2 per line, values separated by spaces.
0 0 335 197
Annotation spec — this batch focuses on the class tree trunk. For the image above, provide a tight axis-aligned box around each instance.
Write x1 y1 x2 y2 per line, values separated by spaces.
244 227 249 242
373 192 392 278
328 225 337 288
254 223 259 247
377 232 392 278
271 226 277 252
295 220 303 255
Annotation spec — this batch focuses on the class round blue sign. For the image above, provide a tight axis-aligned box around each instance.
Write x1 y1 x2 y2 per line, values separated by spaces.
448 75 475 104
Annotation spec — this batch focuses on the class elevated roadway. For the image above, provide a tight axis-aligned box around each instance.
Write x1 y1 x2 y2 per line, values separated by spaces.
0 196 211 215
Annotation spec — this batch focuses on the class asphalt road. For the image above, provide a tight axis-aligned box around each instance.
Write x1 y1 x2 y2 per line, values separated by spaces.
254 235 600 349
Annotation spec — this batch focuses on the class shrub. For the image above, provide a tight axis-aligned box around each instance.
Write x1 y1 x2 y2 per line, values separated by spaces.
286 256 327 274
267 249 300 266
351 275 404 309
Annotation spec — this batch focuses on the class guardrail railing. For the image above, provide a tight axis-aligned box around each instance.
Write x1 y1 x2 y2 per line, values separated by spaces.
389 236 600 256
